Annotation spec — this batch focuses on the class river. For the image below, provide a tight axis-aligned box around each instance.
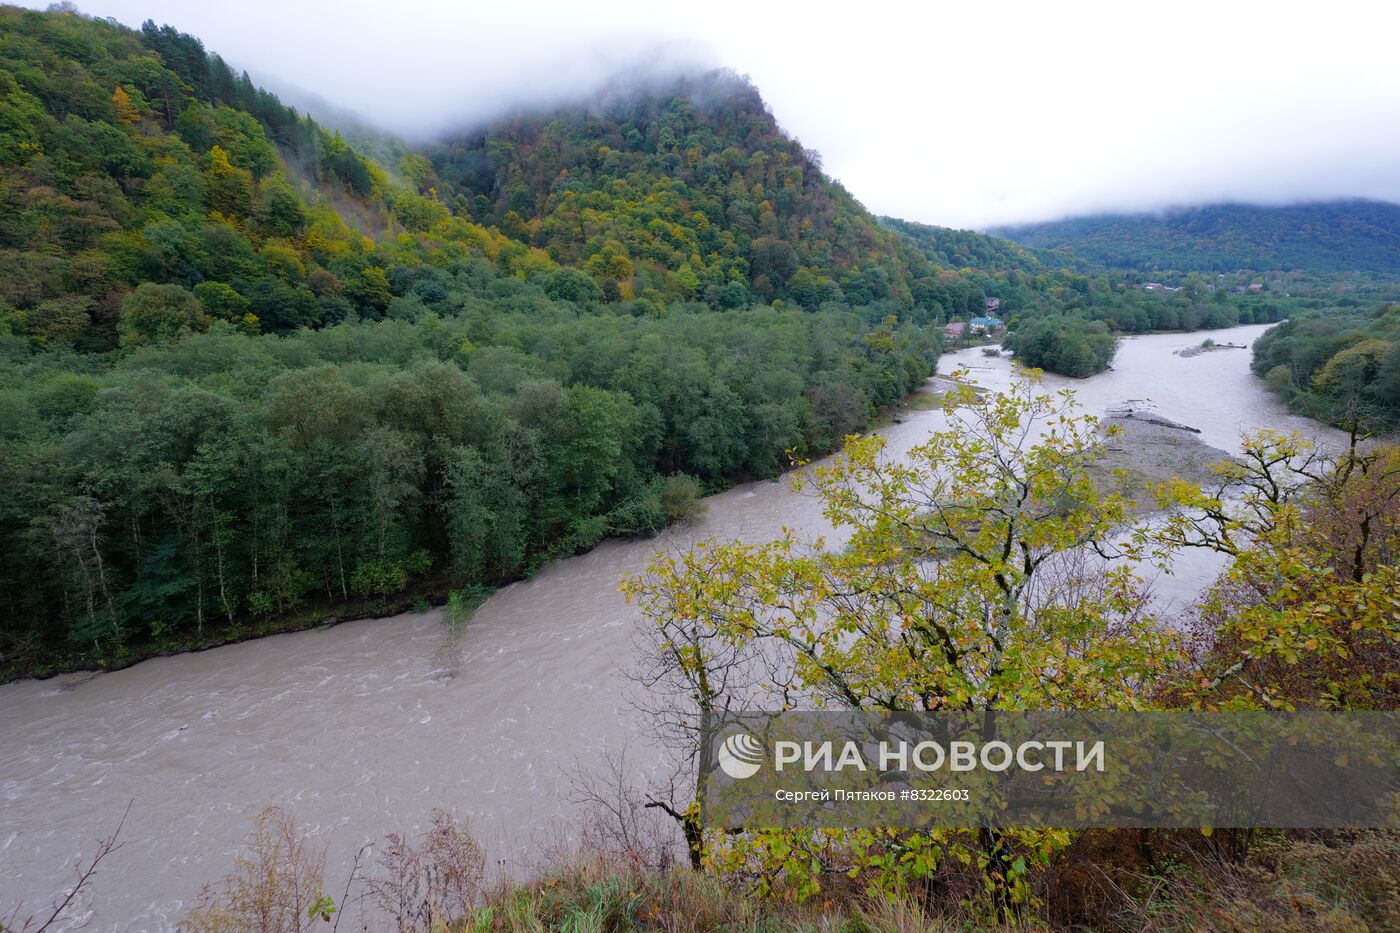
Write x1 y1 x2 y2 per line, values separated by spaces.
0 323 1343 929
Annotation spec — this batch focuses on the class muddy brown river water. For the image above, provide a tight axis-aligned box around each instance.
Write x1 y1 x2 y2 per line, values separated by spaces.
0 324 1344 929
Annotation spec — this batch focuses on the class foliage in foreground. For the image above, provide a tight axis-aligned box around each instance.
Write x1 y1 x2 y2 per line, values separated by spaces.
625 369 1399 912
474 831 1400 933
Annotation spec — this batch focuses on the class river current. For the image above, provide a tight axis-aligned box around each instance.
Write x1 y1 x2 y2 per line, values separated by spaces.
0 324 1343 929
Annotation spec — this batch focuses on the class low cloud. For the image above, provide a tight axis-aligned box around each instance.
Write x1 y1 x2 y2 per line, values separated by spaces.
47 0 1400 229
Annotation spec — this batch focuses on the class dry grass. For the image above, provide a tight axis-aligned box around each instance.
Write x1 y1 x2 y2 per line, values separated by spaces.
1049 829 1400 933
475 831 1400 933
173 809 1400 932
179 806 331 933
1123 831 1400 933
464 855 1030 933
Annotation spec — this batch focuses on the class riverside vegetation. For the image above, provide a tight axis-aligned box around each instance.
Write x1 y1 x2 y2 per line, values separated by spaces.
1252 303 1400 434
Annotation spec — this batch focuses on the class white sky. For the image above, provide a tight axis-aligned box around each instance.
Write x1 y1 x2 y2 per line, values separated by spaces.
35 0 1400 228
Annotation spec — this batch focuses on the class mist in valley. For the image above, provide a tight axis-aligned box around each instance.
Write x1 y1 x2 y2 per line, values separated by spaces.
24 0 1400 229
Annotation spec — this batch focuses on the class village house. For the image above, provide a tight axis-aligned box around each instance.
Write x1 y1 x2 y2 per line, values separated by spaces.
984 297 1001 314
968 316 1005 334
943 321 968 339
1143 282 1181 292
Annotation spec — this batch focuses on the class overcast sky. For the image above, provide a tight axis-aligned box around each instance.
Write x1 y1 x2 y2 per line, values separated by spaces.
36 0 1400 228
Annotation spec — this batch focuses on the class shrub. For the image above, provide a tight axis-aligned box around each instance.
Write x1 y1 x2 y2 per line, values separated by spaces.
363 810 486 932
180 806 332 933
660 474 705 524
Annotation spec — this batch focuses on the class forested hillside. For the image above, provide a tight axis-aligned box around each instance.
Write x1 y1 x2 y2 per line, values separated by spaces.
0 6 939 677
0 5 500 346
0 4 998 333
994 200 1400 275
425 77 987 320
879 216 1068 274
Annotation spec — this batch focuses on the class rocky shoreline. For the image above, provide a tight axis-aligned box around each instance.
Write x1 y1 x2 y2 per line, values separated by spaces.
1092 406 1232 502
1176 341 1248 358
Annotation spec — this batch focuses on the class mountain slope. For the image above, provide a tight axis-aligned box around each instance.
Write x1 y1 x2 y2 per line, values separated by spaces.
878 216 1072 275
993 200 1400 275
427 73 979 319
0 4 545 347
0 4 991 340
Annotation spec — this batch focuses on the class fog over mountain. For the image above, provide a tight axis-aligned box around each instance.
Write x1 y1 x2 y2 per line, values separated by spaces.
24 0 1400 228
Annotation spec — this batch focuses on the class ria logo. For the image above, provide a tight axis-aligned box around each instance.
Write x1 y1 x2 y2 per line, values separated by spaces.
717 731 764 779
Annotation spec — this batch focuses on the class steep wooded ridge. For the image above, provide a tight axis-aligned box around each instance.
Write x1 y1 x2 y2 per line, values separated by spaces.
994 200 1400 275
424 74 989 319
0 5 521 342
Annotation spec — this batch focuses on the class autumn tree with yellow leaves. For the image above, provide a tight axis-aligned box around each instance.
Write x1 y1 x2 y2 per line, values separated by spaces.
626 371 1400 914
625 374 1184 912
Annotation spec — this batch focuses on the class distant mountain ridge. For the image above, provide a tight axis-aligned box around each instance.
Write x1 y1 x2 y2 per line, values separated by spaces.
993 200 1400 276
877 216 1077 275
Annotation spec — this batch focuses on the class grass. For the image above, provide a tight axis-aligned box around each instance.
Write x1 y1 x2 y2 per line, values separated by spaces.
460 831 1400 933
460 857 1027 933
1121 831 1400 933
158 805 1400 932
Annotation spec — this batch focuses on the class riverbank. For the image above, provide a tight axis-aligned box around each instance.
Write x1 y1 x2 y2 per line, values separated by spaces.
1 374 944 686
1091 409 1234 504
0 572 463 684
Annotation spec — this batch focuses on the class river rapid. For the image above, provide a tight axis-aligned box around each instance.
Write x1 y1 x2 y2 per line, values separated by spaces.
0 323 1344 929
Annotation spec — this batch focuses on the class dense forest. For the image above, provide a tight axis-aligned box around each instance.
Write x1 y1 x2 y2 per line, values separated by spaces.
424 79 984 319
0 6 938 676
1 264 936 674
994 200 1400 276
1252 303 1400 432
